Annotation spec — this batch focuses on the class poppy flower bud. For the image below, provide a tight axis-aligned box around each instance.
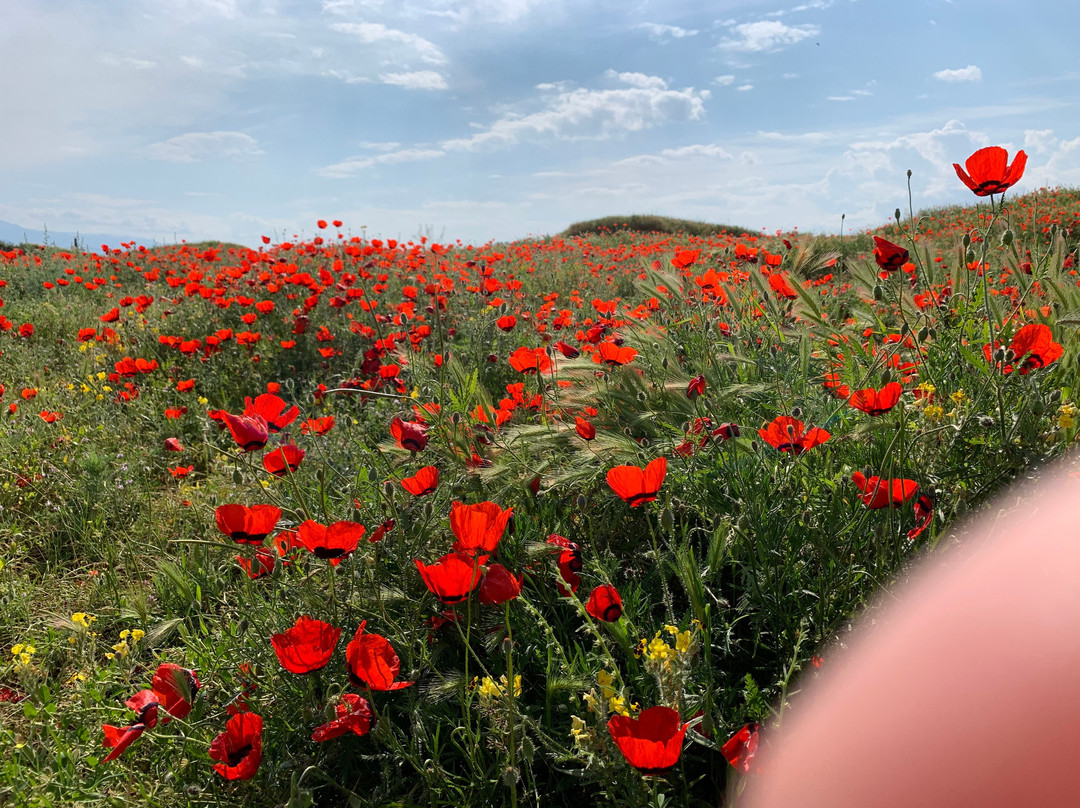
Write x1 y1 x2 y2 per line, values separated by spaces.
918 327 929 342
1051 389 1062 402
660 509 674 532
451 412 461 425
423 501 434 518
929 327 937 339
979 416 995 428
232 468 243 484
900 322 910 336
894 208 901 222
576 494 588 510
873 285 883 301
963 233 972 248
383 481 395 499
486 354 498 363
637 391 647 402
965 248 976 264
315 467 324 482
880 370 892 385
1001 228 1014 247
662 357 668 370
791 407 802 419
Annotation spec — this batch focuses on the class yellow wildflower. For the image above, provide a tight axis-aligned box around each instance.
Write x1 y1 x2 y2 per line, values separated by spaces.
71 612 96 629
922 404 945 423
1058 403 1077 430
950 389 968 406
570 715 588 743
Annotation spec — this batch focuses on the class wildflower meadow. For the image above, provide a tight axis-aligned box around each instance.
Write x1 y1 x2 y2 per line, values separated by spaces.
2 148 1079 806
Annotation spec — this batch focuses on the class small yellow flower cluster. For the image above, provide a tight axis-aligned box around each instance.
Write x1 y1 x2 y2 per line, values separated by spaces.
71 612 96 630
1057 402 1078 431
106 629 145 661
583 670 637 718
569 715 589 744
950 389 968 406
915 382 936 399
639 625 695 668
474 674 521 701
922 404 945 423
10 643 36 669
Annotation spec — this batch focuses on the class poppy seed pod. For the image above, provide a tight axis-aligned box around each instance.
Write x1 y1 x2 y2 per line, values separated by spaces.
873 285 883 301
963 233 972 248
1001 228 1014 247
791 407 802 419
894 208 901 222
918 327 929 342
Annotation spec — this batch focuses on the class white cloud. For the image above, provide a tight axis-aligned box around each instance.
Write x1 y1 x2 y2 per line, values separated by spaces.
317 147 445 178
637 22 698 39
144 131 264 163
330 22 446 64
606 70 668 90
737 83 754 92
440 82 710 150
660 144 733 160
828 96 854 101
719 21 819 52
934 65 982 82
100 54 157 70
379 70 448 90
1023 129 1057 155
714 75 735 86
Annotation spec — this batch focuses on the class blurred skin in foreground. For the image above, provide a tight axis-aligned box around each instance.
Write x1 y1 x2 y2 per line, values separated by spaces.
744 460 1080 807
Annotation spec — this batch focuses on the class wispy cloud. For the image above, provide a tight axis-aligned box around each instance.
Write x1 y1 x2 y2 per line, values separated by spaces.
379 71 448 90
636 22 698 39
330 22 446 64
440 79 709 151
934 65 982 82
317 148 445 178
714 75 735 86
605 70 668 90
144 131 263 163
718 21 819 52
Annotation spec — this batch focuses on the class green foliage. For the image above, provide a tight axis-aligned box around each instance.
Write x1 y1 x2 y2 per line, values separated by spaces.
562 214 757 239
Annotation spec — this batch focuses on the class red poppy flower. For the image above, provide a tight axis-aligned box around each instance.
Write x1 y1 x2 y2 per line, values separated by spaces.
585 584 623 621
672 249 701 269
237 547 276 579
401 466 439 496
221 411 269 452
872 236 909 274
312 693 373 742
296 520 366 565
606 457 667 507
102 722 150 762
607 706 688 773
478 563 522 605
496 314 517 331
547 534 582 595
908 492 935 540
508 346 552 374
216 504 281 545
555 340 580 359
369 518 395 543
953 146 1028 197
415 552 485 603
300 415 335 435
271 615 342 674
152 663 200 721
594 341 638 366
1008 323 1063 374
848 382 902 417
169 464 194 478
100 307 120 323
573 416 596 441
686 375 706 400
390 417 428 452
209 712 263 780
758 416 830 454
164 437 184 452
449 501 513 555
262 444 305 476
851 471 919 509
345 621 414 690
244 393 299 433
721 722 761 773
768 273 797 300
124 690 161 729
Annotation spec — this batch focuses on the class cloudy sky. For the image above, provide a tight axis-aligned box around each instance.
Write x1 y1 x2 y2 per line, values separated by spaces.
2 0 1077 246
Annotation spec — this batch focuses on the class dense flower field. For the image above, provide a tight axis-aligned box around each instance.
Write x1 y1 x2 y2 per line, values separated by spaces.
1 149 1079 807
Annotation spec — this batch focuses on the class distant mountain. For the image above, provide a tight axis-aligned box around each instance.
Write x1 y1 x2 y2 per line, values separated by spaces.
0 219 153 250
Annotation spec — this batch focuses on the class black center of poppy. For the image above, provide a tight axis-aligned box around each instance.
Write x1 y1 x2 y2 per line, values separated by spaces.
313 548 347 559
602 604 623 621
227 744 253 766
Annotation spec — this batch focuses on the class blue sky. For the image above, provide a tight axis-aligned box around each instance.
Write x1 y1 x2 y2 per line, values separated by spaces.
2 0 1078 246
